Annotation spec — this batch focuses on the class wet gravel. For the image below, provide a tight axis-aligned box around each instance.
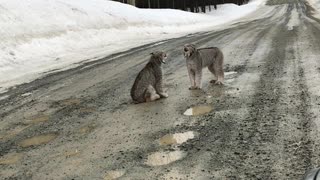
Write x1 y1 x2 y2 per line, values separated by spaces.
1 0 320 179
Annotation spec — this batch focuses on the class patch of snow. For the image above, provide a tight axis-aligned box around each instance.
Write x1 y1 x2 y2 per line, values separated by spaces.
183 108 193 116
0 0 267 92
21 92 32 97
0 95 9 101
308 0 320 18
225 71 238 76
287 7 300 30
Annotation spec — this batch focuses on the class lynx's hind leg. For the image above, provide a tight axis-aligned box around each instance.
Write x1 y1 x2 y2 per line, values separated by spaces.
208 64 217 83
188 68 197 90
214 64 224 85
215 50 224 85
145 85 160 102
194 68 202 89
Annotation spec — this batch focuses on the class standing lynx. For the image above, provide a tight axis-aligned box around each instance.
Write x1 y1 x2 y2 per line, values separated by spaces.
183 44 224 89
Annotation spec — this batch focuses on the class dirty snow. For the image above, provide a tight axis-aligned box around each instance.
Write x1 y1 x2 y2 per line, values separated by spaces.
0 0 266 93
308 0 320 18
287 7 300 30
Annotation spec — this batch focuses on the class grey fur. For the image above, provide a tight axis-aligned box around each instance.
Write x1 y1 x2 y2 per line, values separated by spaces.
130 51 169 103
183 44 224 89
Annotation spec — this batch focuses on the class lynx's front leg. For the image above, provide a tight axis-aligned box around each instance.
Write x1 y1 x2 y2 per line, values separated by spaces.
188 67 197 90
145 85 160 102
194 68 202 89
155 79 168 98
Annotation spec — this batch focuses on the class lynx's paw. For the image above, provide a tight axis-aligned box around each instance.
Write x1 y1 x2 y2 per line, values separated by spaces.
146 94 161 102
159 92 169 98
151 94 161 101
215 81 223 85
189 86 201 90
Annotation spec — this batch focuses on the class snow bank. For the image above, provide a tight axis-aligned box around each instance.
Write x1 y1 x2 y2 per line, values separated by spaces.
0 0 265 93
308 0 320 18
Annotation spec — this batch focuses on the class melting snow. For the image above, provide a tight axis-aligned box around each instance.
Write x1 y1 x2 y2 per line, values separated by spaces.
0 0 266 92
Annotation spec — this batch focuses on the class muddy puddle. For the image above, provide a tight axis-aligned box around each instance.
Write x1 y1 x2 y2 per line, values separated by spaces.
0 125 31 141
64 149 80 158
26 114 49 124
18 133 58 147
183 105 213 116
78 124 97 134
59 98 81 106
0 153 23 165
104 170 125 180
159 131 195 145
145 151 186 166
79 107 96 113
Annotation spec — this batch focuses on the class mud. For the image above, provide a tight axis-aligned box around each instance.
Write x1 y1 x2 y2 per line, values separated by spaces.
18 134 58 148
0 153 23 165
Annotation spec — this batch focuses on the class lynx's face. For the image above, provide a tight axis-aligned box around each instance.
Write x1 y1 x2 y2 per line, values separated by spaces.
183 44 196 58
151 51 168 64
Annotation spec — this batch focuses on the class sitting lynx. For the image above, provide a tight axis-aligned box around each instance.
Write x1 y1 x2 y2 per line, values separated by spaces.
130 51 169 103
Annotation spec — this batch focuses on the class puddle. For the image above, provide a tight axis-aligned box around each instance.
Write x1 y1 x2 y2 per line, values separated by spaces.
145 151 186 166
0 125 31 141
64 149 80 158
0 153 23 165
18 133 58 147
60 98 81 106
159 131 195 145
79 107 96 113
78 124 96 134
26 114 49 124
104 170 125 180
183 105 213 116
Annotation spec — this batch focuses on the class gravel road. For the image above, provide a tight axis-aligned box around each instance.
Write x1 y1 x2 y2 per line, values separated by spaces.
1 0 320 179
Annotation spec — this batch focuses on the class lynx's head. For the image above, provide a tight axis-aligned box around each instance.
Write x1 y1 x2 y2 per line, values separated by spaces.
150 51 168 65
183 44 197 58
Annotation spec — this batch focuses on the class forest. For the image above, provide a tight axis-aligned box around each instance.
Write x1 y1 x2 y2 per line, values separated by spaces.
113 0 250 12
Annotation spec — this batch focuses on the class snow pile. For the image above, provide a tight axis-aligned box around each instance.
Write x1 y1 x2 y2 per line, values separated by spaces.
0 0 265 93
287 6 300 30
308 0 320 18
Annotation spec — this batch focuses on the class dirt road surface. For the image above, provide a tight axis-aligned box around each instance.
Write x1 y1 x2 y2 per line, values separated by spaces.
1 0 320 179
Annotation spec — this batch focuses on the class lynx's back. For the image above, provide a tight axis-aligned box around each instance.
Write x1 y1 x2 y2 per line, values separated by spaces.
198 47 223 67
